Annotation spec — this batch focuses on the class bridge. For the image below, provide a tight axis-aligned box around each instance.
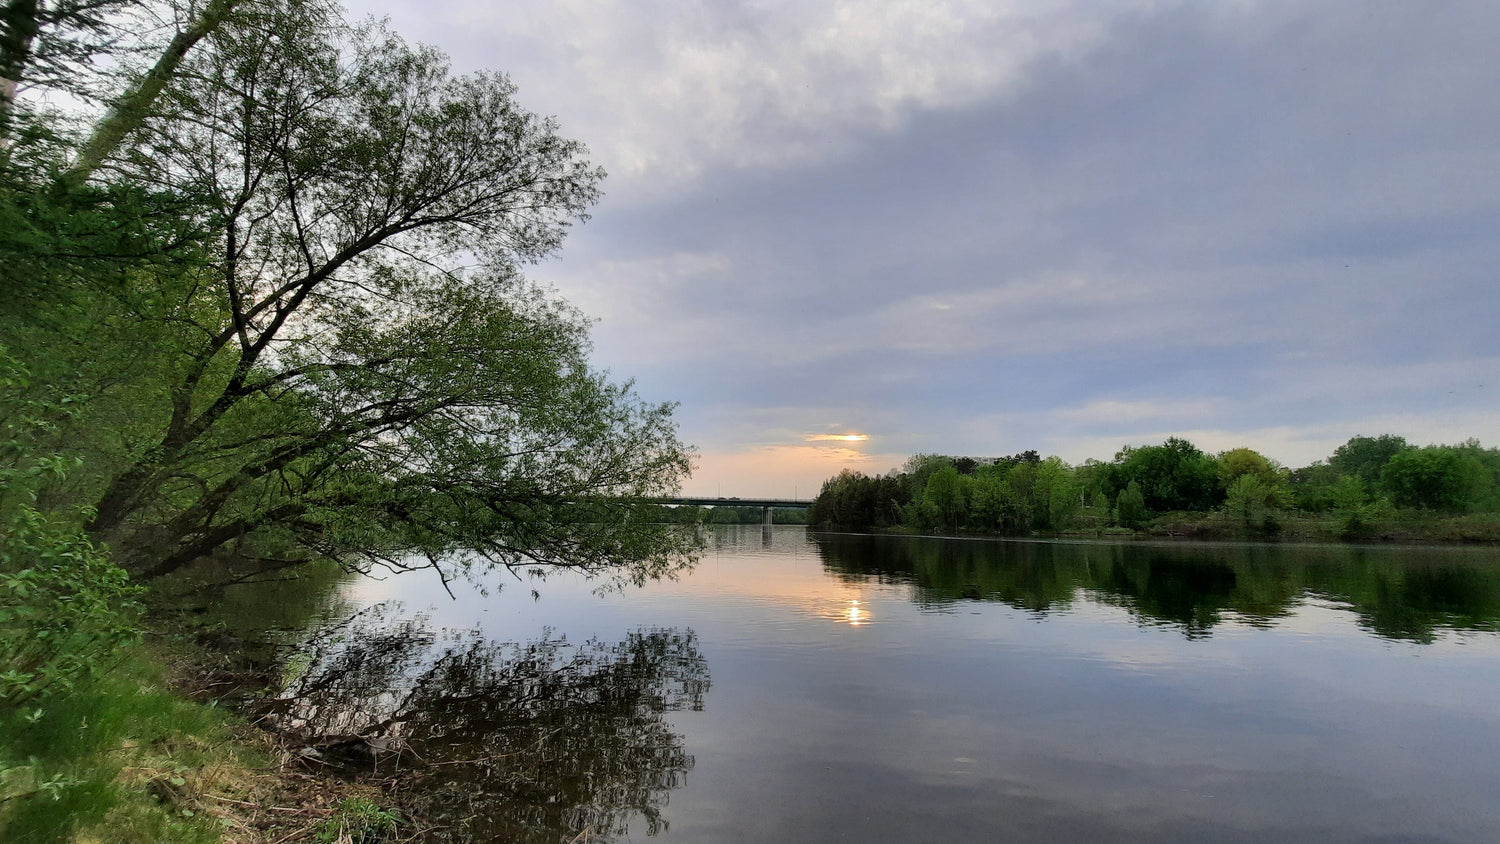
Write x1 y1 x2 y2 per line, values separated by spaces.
657 496 813 526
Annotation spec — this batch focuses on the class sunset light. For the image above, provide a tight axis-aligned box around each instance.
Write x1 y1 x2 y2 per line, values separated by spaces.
806 433 870 443
845 599 867 626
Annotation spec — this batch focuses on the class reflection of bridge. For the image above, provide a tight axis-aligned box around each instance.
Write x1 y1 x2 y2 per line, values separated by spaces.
657 497 813 526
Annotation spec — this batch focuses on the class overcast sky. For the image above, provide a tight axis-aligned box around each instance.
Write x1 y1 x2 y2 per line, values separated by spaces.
346 0 1499 498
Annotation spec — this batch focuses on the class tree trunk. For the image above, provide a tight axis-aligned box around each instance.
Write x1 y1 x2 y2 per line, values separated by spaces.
66 0 242 182
0 0 38 139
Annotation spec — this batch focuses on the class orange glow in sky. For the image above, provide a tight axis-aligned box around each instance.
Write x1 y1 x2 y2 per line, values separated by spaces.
805 433 870 442
686 443 905 498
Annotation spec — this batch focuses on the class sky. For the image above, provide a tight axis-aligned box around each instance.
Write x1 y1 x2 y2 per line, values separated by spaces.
345 0 1499 498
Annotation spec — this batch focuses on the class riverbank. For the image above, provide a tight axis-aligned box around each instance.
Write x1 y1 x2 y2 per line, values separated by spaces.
0 601 419 843
870 509 1500 545
157 621 423 844
1129 509 1500 544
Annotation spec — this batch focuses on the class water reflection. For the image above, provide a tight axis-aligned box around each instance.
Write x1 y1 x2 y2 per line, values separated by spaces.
265 530 1500 843
273 605 710 842
845 599 868 626
813 534 1500 642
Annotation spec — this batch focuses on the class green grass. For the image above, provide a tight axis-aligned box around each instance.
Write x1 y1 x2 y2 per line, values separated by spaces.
0 640 261 844
314 797 403 844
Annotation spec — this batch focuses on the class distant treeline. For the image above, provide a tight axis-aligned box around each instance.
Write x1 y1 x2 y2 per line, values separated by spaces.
808 435 1500 541
644 505 810 525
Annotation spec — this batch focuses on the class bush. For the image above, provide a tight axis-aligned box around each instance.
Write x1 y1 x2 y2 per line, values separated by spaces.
1380 446 1492 513
1 348 140 705
0 505 140 704
1329 477 1394 539
1115 481 1148 529
1222 475 1286 537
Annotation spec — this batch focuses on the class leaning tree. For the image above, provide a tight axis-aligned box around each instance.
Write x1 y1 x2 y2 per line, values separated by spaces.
11 0 697 583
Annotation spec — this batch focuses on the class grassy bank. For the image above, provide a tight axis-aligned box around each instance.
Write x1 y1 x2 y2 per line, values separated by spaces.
0 610 411 843
1134 509 1500 544
2 635 261 843
0 501 405 842
873 509 1500 545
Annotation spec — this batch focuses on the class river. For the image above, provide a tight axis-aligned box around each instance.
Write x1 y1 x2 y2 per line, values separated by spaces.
275 526 1500 842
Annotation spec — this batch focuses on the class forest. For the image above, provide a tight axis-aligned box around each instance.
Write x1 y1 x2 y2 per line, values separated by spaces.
809 435 1500 542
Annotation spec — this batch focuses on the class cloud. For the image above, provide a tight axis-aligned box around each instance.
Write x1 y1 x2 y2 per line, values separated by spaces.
560 250 733 333
349 0 1160 201
345 0 1500 494
1054 399 1223 427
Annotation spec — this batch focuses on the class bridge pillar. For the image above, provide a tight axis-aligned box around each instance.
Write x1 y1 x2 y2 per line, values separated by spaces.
763 505 773 526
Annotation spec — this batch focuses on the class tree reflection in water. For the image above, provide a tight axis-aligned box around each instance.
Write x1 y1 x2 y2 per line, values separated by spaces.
813 533 1500 642
273 604 710 842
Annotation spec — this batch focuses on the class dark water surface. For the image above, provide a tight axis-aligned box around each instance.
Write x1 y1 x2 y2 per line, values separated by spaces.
283 528 1500 842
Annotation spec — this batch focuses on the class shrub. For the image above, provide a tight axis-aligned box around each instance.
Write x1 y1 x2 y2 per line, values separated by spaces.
0 505 141 704
1 348 140 705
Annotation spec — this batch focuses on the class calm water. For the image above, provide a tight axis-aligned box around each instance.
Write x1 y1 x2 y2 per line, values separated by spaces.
280 528 1500 843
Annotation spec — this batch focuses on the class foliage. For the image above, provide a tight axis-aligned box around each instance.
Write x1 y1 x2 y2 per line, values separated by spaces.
75 3 692 581
1114 481 1148 529
809 433 1499 541
0 0 137 121
314 797 402 844
0 176 206 322
813 452 1085 536
1380 445 1493 513
1288 462 1342 513
1330 435 1409 487
0 349 140 705
1215 448 1289 536
966 464 1029 535
897 454 954 505
1108 437 1222 513
1 2 707 829
922 465 966 532
1217 447 1283 488
1222 474 1285 537
1 0 698 588
1032 456 1081 531
1452 439 1500 511
809 469 906 531
0 504 140 704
